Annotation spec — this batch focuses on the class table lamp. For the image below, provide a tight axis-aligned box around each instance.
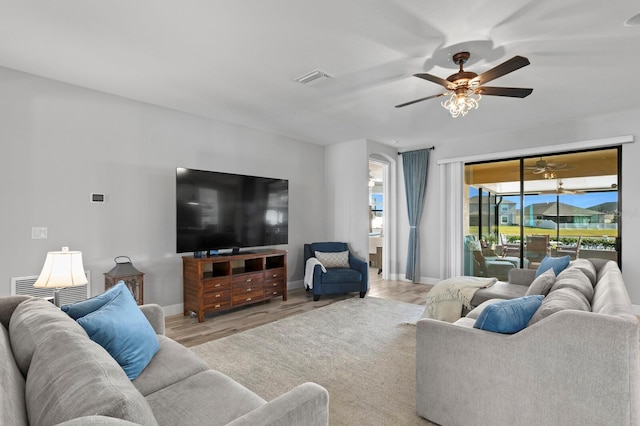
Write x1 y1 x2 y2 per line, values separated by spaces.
34 247 88 307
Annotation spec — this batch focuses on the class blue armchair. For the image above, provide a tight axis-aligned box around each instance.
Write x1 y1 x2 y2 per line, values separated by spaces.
303 242 369 301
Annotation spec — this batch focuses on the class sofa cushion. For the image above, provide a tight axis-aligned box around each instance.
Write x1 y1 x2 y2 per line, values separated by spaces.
0 322 28 426
9 297 87 376
570 259 597 286
551 267 594 302
471 282 528 307
466 299 504 320
25 330 158 426
76 286 159 380
133 335 209 396
146 370 265 426
314 250 349 268
535 255 570 278
528 287 591 326
61 281 127 319
473 295 544 334
320 268 361 284
525 268 556 296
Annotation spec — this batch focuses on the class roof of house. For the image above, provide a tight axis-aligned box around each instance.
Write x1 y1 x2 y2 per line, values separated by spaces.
523 202 604 217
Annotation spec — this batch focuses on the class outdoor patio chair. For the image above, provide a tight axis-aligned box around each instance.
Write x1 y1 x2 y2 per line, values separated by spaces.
556 236 582 260
525 234 550 267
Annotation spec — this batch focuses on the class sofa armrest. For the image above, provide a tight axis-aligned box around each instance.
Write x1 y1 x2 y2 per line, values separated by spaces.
348 253 368 276
226 382 329 426
0 295 31 330
139 304 165 335
507 268 536 286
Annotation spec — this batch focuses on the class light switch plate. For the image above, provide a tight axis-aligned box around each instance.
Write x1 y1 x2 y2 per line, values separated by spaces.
31 227 48 239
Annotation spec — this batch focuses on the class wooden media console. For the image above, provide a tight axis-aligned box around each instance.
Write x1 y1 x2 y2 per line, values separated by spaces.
182 249 287 323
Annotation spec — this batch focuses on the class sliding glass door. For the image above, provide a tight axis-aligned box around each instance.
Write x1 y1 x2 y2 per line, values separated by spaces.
464 147 620 279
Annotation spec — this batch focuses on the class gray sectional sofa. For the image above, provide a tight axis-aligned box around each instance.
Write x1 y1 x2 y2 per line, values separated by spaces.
0 295 329 426
416 259 639 426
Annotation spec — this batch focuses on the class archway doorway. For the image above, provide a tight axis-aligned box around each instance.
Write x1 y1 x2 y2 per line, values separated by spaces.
369 159 388 279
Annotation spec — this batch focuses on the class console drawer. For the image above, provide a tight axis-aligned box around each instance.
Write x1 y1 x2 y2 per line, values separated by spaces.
264 267 285 283
204 300 231 312
264 287 284 298
204 289 231 305
232 288 264 305
204 276 231 292
232 272 263 287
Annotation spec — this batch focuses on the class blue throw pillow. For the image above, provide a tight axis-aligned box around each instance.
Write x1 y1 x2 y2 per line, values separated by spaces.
76 285 159 380
473 295 544 334
535 255 571 278
61 281 128 319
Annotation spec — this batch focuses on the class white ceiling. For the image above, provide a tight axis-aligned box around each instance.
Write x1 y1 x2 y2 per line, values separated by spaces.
1 1 639 147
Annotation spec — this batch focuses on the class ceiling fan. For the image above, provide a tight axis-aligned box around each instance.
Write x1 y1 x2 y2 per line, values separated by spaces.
395 51 533 117
524 157 572 175
541 181 585 195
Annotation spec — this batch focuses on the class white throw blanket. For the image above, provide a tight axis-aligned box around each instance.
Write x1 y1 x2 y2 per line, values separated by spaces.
304 258 327 289
424 276 497 323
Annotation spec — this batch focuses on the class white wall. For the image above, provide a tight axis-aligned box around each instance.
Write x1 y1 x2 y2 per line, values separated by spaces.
0 67 326 310
324 139 369 259
398 111 640 304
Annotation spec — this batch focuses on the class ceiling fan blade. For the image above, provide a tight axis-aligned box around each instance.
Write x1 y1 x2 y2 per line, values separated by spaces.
546 162 568 169
472 56 530 85
475 86 533 98
414 73 454 90
395 93 447 108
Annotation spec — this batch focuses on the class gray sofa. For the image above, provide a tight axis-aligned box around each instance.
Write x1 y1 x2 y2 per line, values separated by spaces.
0 295 329 426
416 259 639 426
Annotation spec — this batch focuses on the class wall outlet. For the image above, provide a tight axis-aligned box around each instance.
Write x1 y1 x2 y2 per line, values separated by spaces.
90 193 105 203
31 227 48 239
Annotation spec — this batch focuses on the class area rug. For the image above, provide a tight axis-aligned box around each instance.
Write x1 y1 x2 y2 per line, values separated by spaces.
190 297 434 425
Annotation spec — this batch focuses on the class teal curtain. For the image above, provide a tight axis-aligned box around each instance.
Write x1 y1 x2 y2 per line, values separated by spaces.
401 149 430 282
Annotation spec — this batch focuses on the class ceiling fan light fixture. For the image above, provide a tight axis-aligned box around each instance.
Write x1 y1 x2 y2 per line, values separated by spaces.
441 88 481 118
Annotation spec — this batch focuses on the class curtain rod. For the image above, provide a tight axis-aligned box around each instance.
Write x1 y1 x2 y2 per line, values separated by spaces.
397 146 435 155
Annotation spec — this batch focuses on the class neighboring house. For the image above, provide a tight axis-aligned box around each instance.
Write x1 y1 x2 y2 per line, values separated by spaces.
468 196 517 226
520 202 605 227
589 202 619 224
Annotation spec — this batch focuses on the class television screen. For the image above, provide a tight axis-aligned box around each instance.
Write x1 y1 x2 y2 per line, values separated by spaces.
176 168 288 253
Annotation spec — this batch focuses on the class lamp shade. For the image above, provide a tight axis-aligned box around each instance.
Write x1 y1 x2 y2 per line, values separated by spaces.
34 247 88 289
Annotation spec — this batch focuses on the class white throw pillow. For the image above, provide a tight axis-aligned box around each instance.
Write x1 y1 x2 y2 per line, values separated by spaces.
314 251 350 268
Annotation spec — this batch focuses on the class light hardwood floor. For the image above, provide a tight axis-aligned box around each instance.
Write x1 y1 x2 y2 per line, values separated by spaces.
165 269 432 348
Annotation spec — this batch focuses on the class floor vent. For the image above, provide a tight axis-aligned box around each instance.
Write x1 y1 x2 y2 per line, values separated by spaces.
11 272 91 305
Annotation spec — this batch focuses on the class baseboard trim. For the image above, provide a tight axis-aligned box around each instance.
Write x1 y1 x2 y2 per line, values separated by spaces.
389 273 439 285
162 303 184 317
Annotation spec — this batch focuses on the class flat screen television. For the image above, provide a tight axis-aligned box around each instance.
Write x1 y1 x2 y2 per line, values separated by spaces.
176 168 288 253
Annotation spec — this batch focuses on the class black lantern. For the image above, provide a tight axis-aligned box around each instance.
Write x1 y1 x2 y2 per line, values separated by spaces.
104 256 144 305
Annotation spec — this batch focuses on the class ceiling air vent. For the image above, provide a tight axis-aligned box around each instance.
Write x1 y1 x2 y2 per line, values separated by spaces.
294 69 333 86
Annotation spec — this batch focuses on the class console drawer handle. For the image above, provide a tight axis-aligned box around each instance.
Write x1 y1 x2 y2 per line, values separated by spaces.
215 283 221 288
214 304 221 308
246 278 252 283
246 288 252 292
272 274 278 278
215 294 220 298
246 297 252 302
